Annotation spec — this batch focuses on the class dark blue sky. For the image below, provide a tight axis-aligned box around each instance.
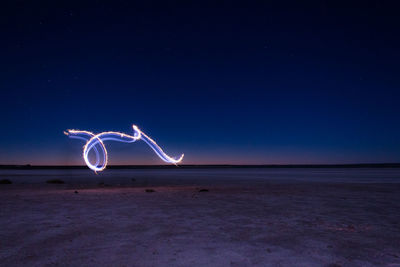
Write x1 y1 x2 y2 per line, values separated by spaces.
1 1 400 165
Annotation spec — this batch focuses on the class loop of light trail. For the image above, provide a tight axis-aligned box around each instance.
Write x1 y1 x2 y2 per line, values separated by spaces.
65 125 184 172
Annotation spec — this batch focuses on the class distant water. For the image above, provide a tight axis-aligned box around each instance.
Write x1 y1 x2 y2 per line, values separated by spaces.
1 168 400 185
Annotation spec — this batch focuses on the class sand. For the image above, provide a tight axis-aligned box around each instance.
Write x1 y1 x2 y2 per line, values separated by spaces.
1 169 400 266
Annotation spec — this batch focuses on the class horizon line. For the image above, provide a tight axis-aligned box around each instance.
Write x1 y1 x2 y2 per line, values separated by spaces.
1 163 400 169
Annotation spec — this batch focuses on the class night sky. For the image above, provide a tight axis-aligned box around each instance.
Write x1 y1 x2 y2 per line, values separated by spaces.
1 1 400 165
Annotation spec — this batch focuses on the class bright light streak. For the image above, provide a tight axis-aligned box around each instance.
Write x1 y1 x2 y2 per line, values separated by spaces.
65 125 184 172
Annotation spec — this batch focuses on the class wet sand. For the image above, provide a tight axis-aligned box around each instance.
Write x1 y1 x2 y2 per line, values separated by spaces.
1 169 400 266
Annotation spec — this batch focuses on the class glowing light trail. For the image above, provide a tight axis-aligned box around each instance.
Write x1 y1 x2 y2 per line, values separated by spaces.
65 125 184 172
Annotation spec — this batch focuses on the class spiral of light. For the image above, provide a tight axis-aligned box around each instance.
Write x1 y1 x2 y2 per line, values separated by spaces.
65 125 184 172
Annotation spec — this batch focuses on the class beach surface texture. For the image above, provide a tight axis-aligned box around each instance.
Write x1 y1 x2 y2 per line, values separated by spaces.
1 168 400 266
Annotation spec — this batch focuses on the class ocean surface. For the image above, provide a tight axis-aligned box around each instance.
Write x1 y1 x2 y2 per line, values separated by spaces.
1 168 400 185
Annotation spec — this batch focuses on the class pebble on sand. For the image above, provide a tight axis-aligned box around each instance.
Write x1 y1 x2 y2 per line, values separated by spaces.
145 189 155 193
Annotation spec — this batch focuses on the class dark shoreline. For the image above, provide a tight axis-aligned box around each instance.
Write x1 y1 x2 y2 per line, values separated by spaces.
1 163 400 170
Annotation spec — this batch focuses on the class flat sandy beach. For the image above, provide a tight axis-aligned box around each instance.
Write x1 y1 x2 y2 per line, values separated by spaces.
1 168 400 266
